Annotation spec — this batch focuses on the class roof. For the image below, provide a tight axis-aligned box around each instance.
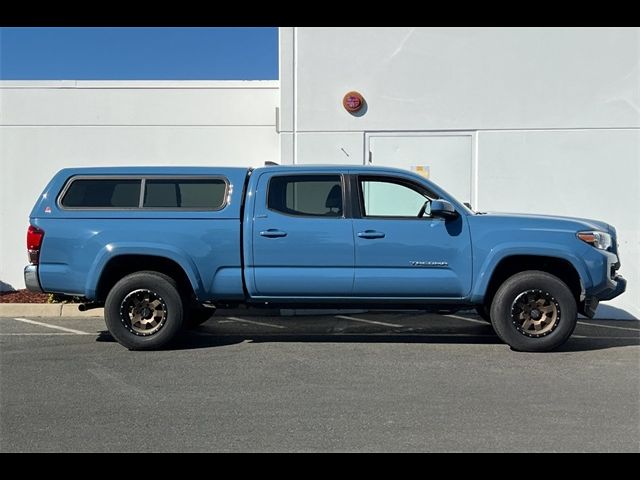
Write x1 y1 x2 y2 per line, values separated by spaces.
55 166 250 175
54 164 418 176
0 80 279 89
256 164 418 174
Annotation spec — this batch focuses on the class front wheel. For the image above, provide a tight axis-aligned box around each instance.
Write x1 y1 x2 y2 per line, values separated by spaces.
105 271 184 350
490 271 577 352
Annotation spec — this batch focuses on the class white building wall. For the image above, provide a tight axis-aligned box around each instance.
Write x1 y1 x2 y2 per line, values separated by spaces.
0 81 279 291
280 27 640 319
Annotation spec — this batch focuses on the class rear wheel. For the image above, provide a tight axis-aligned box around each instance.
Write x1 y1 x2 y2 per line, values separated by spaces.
490 270 577 352
105 271 184 350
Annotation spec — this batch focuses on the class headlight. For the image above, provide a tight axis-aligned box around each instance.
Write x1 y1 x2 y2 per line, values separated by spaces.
577 231 612 251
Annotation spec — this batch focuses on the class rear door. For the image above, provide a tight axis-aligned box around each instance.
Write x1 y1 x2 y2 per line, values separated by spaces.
250 171 354 297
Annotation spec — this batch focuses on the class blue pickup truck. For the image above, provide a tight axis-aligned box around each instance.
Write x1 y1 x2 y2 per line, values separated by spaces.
24 165 626 352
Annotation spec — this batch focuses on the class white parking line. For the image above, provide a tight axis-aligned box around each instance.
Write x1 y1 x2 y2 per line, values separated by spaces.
335 315 402 328
573 335 639 339
195 331 496 338
0 333 78 336
189 331 634 341
226 317 285 329
444 314 488 325
11 317 92 335
577 321 640 333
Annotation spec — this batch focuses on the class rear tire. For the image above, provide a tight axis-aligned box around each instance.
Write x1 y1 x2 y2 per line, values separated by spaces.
105 271 184 350
490 270 577 352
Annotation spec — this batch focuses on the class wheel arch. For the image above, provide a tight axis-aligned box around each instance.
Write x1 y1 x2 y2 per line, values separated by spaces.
87 248 202 302
473 253 586 309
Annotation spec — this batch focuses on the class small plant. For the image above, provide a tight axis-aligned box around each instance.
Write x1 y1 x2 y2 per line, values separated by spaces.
47 293 84 304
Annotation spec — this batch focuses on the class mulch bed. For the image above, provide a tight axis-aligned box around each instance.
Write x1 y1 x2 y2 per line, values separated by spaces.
0 289 49 303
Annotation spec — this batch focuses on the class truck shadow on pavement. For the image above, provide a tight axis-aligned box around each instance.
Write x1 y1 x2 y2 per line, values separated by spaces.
95 328 640 353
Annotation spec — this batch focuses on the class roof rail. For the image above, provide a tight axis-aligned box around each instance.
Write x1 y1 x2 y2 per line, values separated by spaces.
264 161 279 166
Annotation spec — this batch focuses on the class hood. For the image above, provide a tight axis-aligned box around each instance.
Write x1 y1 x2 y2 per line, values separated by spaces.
477 212 613 234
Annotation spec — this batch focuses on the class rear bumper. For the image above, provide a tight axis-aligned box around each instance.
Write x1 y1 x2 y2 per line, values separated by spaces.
24 265 43 293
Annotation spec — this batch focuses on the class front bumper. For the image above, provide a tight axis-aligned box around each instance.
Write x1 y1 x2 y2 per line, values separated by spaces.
24 265 43 293
577 243 627 318
580 274 626 318
598 274 627 301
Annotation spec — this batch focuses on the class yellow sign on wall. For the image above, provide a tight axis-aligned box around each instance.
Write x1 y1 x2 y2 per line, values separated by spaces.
411 165 430 179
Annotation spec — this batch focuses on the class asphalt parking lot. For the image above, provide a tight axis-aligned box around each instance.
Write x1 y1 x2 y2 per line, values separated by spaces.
1 311 639 452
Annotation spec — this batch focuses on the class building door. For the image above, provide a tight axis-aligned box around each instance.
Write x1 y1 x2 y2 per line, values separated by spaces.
367 133 474 206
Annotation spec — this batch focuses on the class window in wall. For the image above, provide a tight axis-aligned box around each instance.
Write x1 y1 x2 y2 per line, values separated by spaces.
268 175 343 217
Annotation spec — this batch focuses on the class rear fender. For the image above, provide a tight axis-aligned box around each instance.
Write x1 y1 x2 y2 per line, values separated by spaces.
85 243 203 299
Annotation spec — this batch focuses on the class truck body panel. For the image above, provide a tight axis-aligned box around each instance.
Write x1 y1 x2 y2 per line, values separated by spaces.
30 167 248 300
26 164 625 317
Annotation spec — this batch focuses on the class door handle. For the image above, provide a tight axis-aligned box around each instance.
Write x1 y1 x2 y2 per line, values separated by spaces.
357 230 385 239
260 229 287 238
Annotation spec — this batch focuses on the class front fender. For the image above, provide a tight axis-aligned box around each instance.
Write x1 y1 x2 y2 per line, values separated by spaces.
85 243 204 299
470 244 591 303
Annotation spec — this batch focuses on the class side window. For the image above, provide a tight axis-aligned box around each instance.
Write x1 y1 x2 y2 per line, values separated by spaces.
360 177 432 218
268 175 343 217
61 179 141 208
143 178 227 209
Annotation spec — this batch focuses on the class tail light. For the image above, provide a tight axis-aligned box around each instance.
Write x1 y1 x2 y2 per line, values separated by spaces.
27 225 45 264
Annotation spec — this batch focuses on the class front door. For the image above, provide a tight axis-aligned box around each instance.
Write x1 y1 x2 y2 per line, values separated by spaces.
251 172 354 297
352 174 472 298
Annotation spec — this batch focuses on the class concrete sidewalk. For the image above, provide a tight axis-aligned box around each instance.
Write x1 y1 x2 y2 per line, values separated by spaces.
0 303 282 318
0 303 104 317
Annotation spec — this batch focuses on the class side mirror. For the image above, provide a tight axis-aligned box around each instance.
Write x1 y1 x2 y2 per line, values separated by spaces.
430 199 458 219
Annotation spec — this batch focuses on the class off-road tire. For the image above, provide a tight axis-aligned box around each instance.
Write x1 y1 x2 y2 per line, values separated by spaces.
105 271 184 350
490 270 577 352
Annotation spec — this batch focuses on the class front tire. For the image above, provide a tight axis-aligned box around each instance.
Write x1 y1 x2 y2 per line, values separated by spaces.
105 271 184 350
490 271 577 352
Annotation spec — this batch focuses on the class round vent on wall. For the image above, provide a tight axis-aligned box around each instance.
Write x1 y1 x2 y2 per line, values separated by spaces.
342 91 365 114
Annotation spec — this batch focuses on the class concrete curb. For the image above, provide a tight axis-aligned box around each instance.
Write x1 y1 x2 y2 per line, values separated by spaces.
0 303 104 317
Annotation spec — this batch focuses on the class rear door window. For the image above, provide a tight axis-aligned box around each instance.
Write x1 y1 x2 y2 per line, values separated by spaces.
267 175 343 217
